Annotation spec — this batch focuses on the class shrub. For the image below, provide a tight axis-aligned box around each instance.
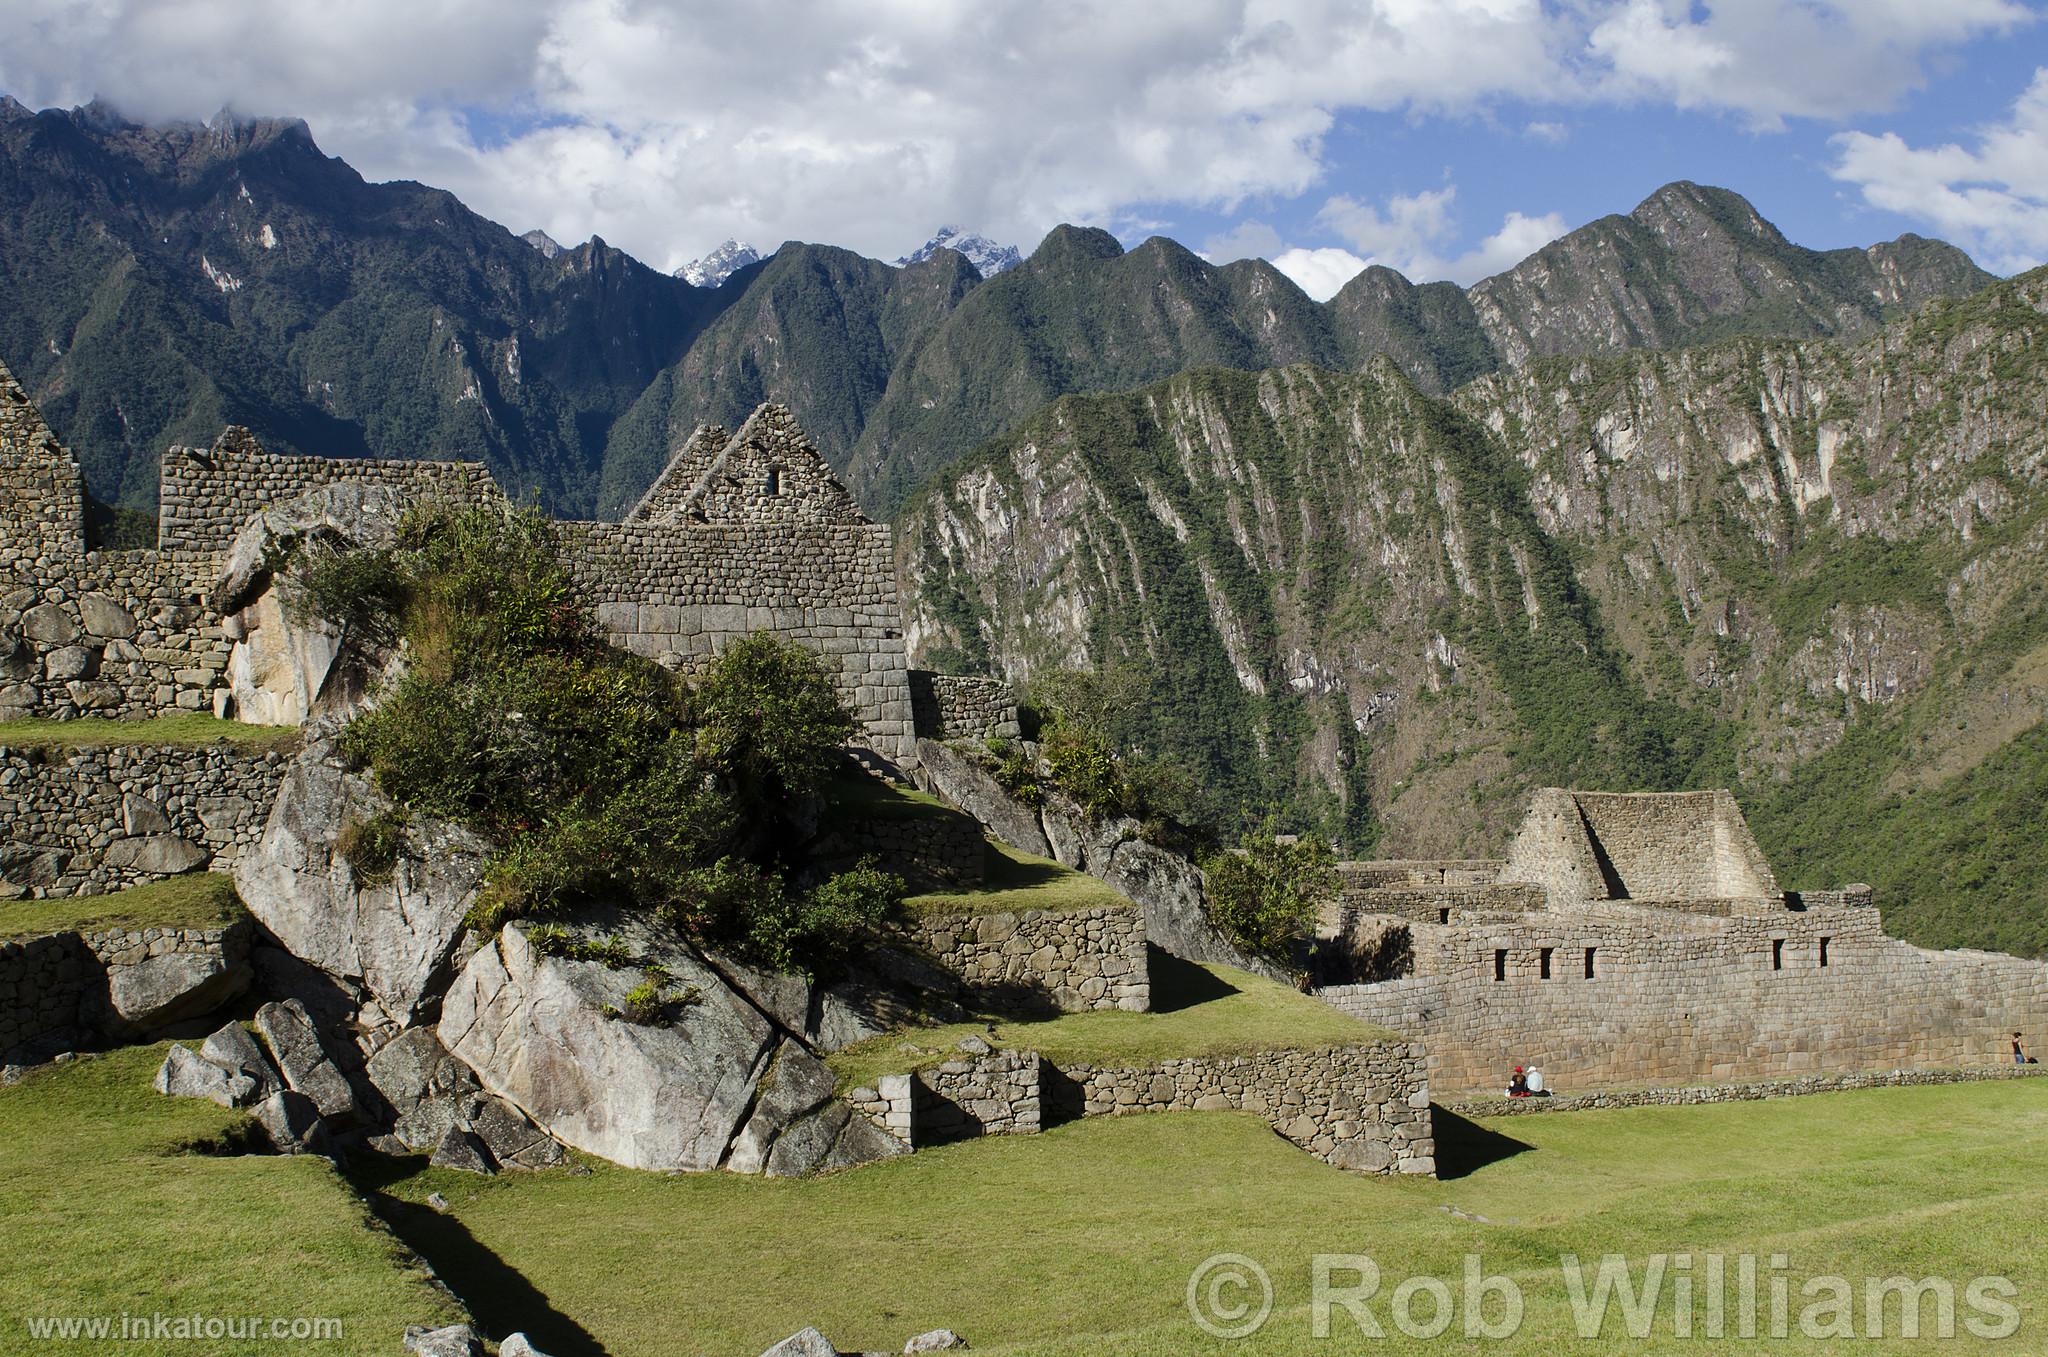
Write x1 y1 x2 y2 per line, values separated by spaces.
687 632 855 802
333 807 410 886
985 738 1044 805
1201 828 1338 963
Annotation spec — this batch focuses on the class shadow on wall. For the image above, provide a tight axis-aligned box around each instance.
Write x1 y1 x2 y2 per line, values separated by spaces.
348 1157 609 1357
1430 1106 1535 1181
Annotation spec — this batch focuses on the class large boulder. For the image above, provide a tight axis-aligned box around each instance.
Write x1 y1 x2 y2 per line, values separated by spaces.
914 740 1052 858
213 481 412 727
95 921 254 1036
153 1043 261 1108
438 921 901 1175
235 746 488 1028
254 998 359 1121
366 1027 563 1170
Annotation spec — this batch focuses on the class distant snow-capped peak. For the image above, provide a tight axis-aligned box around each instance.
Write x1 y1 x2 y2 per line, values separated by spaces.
895 227 1022 278
677 239 762 288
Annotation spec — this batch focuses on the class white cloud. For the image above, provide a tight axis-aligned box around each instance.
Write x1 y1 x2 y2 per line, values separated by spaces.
1831 67 2048 274
1200 219 1286 263
1525 119 1570 143
0 2 2031 270
1271 246 1372 300
1311 185 1565 283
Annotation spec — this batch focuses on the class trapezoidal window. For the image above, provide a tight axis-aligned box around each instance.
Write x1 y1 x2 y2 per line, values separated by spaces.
765 466 783 496
1584 947 1597 979
1819 937 1831 968
1438 908 1451 924
1772 938 1785 971
1493 949 1507 982
1539 947 1554 980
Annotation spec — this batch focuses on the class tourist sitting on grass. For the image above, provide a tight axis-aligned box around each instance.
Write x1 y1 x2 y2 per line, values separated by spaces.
1506 1067 1530 1097
2016 1034 2037 1066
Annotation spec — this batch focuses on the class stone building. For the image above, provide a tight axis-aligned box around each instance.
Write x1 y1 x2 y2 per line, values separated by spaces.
1320 787 2048 1092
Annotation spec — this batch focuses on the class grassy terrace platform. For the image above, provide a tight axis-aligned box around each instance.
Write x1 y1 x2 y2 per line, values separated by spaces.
356 1077 2048 1356
903 841 1134 918
827 956 1387 1091
0 715 298 752
0 1045 463 1356
0 875 245 941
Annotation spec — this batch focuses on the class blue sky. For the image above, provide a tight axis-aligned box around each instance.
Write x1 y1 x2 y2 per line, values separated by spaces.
6 2 2046 295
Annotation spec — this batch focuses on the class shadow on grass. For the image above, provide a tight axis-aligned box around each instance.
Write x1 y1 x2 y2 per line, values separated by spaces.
1432 1105 1536 1180
1148 946 1240 1013
349 1155 610 1357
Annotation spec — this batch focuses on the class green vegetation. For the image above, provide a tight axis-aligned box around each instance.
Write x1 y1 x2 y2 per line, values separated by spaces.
902 842 1132 919
362 1078 2048 1355
0 715 298 751
825 958 1381 1092
1201 830 1339 963
319 502 900 976
0 874 243 941
0 1046 462 1356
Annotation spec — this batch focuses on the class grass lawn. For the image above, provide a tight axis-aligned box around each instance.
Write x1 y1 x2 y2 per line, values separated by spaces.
904 840 1135 918
358 1078 2048 1356
0 874 246 941
0 1045 464 1357
827 955 1388 1091
0 714 299 752
826 771 963 822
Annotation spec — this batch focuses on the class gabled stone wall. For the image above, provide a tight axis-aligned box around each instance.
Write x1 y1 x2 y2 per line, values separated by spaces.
1503 787 1780 906
0 359 84 556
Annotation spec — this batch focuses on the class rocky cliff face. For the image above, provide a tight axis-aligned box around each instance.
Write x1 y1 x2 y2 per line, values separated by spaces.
898 270 2048 955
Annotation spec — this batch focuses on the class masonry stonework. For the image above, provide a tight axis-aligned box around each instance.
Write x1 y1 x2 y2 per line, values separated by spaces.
898 905 1150 1013
908 673 1022 743
0 745 288 899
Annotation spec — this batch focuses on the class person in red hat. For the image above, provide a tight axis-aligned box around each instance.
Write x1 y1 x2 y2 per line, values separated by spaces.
1506 1066 1530 1097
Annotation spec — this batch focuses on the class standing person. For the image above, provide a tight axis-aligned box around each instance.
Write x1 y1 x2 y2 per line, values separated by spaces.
2017 1033 2033 1065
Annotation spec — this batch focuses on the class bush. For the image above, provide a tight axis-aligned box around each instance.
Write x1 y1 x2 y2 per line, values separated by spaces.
1201 828 1338 963
333 503 884 974
334 807 410 886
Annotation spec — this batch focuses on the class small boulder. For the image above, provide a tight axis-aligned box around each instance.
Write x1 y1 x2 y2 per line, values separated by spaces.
499 1335 554 1357
153 1044 259 1108
254 999 358 1120
249 1089 331 1155
78 593 137 639
200 1021 281 1095
401 1324 482 1357
100 836 210 875
760 1329 838 1357
905 1331 970 1353
21 603 79 645
428 1125 496 1176
955 1035 992 1056
121 794 172 836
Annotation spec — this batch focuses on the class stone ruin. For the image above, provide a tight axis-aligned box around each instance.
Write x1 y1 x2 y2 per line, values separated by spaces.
1319 787 2048 1093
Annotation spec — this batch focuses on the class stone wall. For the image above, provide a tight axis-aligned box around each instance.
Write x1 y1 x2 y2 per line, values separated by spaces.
897 904 1149 1013
1332 883 1547 929
1337 861 1504 890
1442 1064 2048 1119
156 438 503 558
0 931 90 1061
564 520 914 762
0 745 288 898
1504 788 1780 907
0 358 85 556
812 813 986 891
1320 902 2048 1093
908 672 1021 743
0 551 232 721
1 918 250 1061
848 1041 1433 1174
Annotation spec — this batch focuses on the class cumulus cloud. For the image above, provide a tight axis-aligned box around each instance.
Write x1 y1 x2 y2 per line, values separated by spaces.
1831 67 2048 274
1308 185 1566 284
0 1 2031 270
1270 246 1373 300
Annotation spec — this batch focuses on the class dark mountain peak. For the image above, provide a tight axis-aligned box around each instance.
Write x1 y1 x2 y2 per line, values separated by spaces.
1027 224 1124 268
895 245 983 289
1331 264 1422 305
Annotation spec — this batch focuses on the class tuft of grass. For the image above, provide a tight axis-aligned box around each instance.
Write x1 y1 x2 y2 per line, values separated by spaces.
0 715 299 752
825 957 1388 1092
0 1045 464 1355
904 841 1135 919
0 875 244 942
359 1079 2048 1355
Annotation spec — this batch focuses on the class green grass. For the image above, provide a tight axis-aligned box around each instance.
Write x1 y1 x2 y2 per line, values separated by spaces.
0 874 245 941
904 840 1135 918
825 956 1390 1092
825 771 963 822
0 1045 464 1356
357 1079 2048 1355
0 715 299 751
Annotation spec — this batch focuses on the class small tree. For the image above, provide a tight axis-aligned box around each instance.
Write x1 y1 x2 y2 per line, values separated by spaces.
689 632 855 802
1201 828 1339 962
